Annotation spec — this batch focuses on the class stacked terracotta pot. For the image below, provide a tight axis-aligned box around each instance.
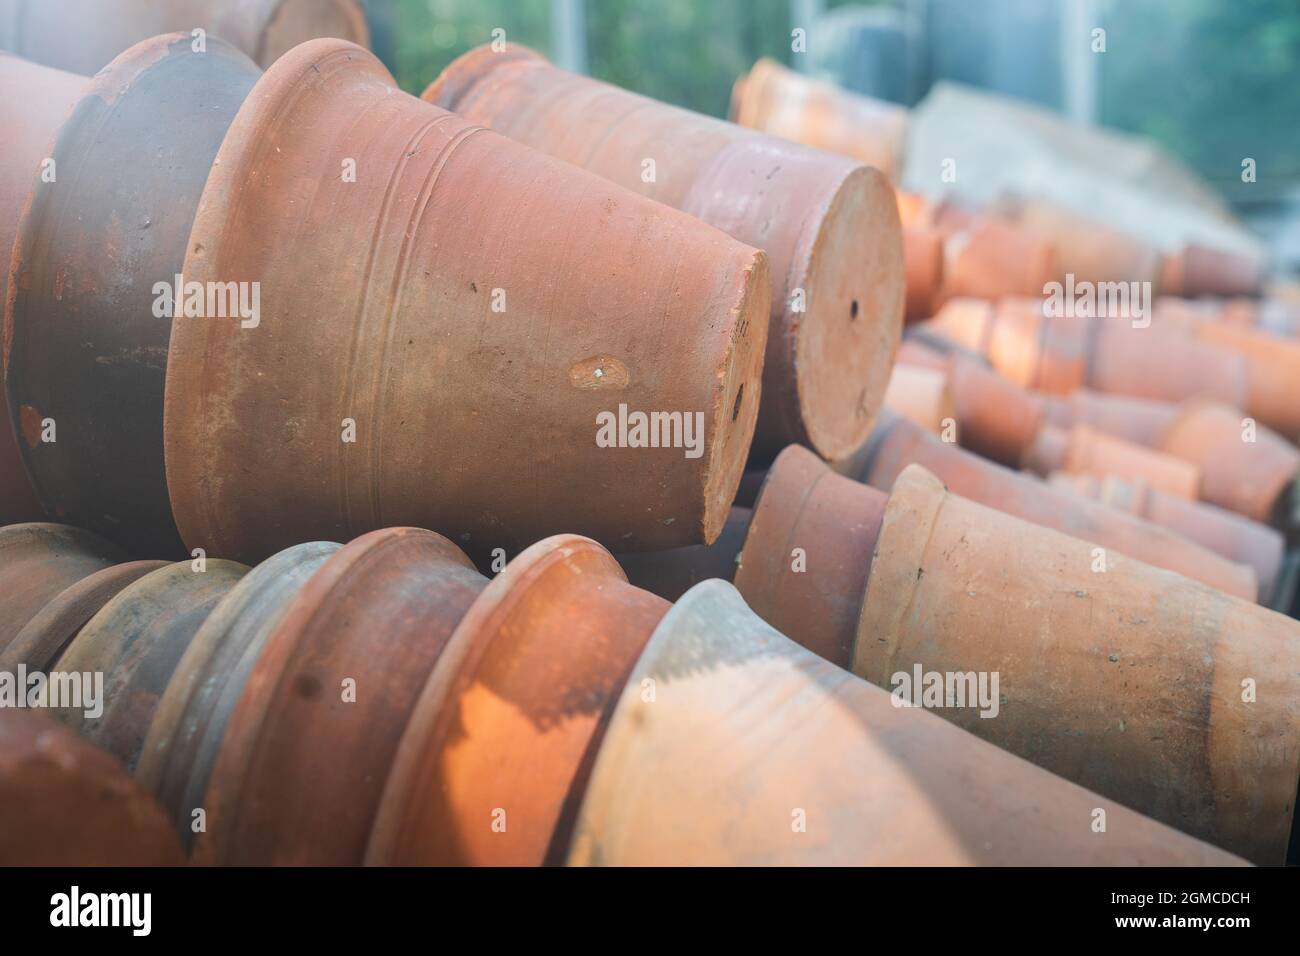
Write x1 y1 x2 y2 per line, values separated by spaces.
1 20 1297 871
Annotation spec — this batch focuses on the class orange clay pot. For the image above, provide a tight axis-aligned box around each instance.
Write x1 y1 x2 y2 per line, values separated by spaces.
566 580 1243 866
0 710 182 865
996 194 1163 286
1160 243 1266 299
425 44 903 462
135 541 340 848
616 506 752 602
932 206 1058 303
1049 473 1285 605
1189 320 1300 438
728 57 908 181
193 528 487 866
51 559 249 771
1023 424 1203 501
1039 388 1180 449
853 464 1300 864
945 352 1043 466
883 363 955 439
836 412 1259 600
902 225 944 322
0 559 167 673
165 40 768 565
1158 401 1300 525
0 0 369 73
0 53 85 523
734 445 886 668
368 535 671 866
0 522 123 652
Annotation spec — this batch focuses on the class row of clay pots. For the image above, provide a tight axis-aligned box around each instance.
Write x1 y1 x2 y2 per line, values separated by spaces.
0 520 1246 865
423 43 905 463
3 37 775 562
0 0 369 73
731 446 1300 865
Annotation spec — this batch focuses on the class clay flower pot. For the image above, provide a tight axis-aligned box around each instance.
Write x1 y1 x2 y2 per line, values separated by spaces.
51 559 249 771
0 522 123 651
136 541 340 847
935 210 1059 303
368 534 671 866
996 194 1162 286
194 527 487 866
1039 388 1180 450
734 446 886 668
0 53 86 524
853 464 1300 864
1023 424 1203 501
616 506 752 602
566 580 1242 866
6 34 261 557
836 413 1259 600
0 710 182 865
902 225 944 322
1158 401 1300 525
729 57 909 181
883 363 955 438
1188 320 1300 438
0 559 167 673
166 39 768 565
1160 243 1266 299
945 352 1045 466
0 0 369 73
1049 473 1286 607
426 44 903 462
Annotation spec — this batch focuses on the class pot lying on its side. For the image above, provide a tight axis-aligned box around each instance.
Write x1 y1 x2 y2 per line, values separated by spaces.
0 709 182 865
165 39 769 565
566 580 1243 866
426 43 904 462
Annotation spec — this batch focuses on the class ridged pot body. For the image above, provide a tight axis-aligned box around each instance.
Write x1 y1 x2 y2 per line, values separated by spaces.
0 522 123 651
567 581 1243 866
165 40 768 564
848 413 1259 600
5 35 261 556
854 465 1300 864
195 528 487 865
426 44 903 462
51 559 249 771
0 53 85 522
1030 424 1202 501
728 57 908 181
0 710 182 864
0 0 370 72
135 540 340 846
368 535 671 866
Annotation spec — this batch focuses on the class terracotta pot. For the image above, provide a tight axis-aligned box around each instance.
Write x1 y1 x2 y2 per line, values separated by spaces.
616 507 752 602
566 580 1243 866
996 194 1162 286
1189 320 1300 438
0 53 86 524
0 0 369 73
194 527 486 865
165 40 768 565
929 204 1059 303
0 710 182 865
135 541 340 848
883 363 955 438
902 225 944 322
0 522 123 651
51 559 248 770
0 559 167 673
838 412 1259 600
426 44 902 462
1039 388 1180 450
1023 424 1203 501
924 298 1252 412
945 353 1042 466
1160 243 1266 299
6 35 260 557
368 535 671 866
853 464 1300 864
734 446 886 669
728 57 908 181
1158 401 1300 525
1049 473 1286 605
